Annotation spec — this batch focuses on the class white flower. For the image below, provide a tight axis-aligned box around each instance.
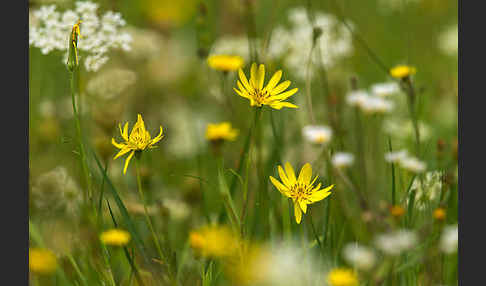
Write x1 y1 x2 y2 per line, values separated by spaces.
343 243 376 271
162 198 190 221
346 90 369 107
267 7 353 80
375 229 418 256
31 166 82 217
241 243 325 286
371 82 400 97
302 125 333 144
209 35 251 61
409 171 443 210
346 90 394 114
385 149 409 163
86 68 136 100
400 157 426 173
360 96 394 114
29 1 132 72
440 225 458 254
332 152 355 168
384 119 432 141
438 24 458 56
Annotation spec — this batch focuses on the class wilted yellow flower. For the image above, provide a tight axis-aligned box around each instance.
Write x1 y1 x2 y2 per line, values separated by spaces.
100 229 131 246
390 205 405 218
189 225 239 258
29 248 57 275
234 63 299 110
112 114 164 174
206 122 239 141
433 208 447 221
327 268 359 286
207 55 244 72
270 163 334 224
390 65 416 79
67 20 82 69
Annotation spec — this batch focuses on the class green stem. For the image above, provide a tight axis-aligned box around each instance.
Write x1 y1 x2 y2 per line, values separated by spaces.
101 244 117 286
134 158 172 281
67 254 88 286
69 70 92 201
229 108 262 196
307 212 323 253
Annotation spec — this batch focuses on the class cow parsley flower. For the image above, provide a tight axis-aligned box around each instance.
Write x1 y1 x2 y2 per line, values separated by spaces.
267 7 353 80
29 1 131 72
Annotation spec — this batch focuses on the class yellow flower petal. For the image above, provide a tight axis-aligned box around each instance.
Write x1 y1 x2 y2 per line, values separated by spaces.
270 80 291 95
284 162 297 184
278 165 290 187
114 147 132 160
299 200 307 214
294 202 302 224
264 70 282 92
270 176 289 196
112 138 126 149
297 163 312 185
257 64 265 91
250 63 258 88
309 184 334 203
238 68 252 92
151 126 164 145
273 88 298 100
123 150 135 175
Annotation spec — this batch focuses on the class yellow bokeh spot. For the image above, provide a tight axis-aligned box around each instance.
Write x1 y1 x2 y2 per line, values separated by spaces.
29 248 57 275
327 268 359 286
100 229 131 246
207 55 244 72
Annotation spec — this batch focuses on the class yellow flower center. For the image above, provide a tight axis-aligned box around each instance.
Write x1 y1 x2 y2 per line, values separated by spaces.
288 182 312 202
250 88 270 106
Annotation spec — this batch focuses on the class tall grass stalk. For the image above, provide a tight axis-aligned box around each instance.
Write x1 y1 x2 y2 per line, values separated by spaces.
134 157 169 276
69 69 92 201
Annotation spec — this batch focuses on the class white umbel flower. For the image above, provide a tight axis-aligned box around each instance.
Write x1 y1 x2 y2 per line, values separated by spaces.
267 7 353 80
302 125 333 145
343 243 376 271
29 1 132 72
332 152 355 168
440 225 458 254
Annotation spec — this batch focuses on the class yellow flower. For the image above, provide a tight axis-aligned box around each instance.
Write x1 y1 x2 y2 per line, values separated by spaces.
207 55 244 72
433 208 446 221
234 63 299 110
29 248 57 275
206 122 239 141
269 162 334 224
390 65 416 79
390 205 405 218
327 268 359 286
68 20 82 68
189 225 239 258
100 229 131 246
112 114 164 174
